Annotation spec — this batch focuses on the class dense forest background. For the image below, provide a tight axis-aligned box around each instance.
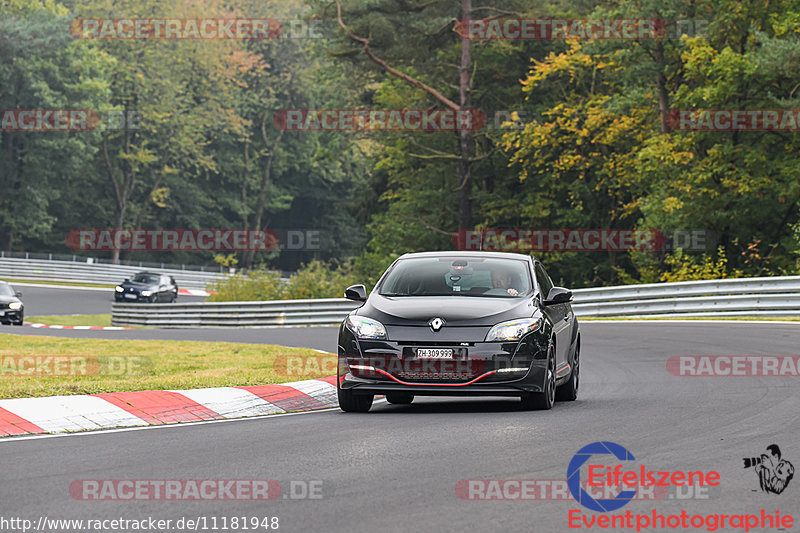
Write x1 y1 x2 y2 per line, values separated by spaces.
2 0 800 289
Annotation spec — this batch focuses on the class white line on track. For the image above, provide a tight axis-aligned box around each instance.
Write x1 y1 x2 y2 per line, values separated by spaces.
0 398 389 444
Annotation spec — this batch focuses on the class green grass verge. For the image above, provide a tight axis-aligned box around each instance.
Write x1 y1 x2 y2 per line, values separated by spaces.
0 334 334 399
27 314 113 327
2 278 116 289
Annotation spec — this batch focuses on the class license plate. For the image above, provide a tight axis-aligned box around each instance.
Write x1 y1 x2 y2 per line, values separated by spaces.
124 293 137 299
416 348 454 358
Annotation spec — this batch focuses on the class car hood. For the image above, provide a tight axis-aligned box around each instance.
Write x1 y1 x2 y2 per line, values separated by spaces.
0 295 21 305
358 294 537 327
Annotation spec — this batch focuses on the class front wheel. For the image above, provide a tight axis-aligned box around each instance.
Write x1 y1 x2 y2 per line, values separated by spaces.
521 349 555 410
556 341 579 401
338 387 373 413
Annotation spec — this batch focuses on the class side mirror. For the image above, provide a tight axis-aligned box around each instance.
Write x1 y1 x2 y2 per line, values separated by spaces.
14 292 22 298
344 284 367 302
543 286 572 305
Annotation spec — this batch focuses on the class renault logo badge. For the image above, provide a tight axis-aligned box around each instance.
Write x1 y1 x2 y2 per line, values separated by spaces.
429 317 444 331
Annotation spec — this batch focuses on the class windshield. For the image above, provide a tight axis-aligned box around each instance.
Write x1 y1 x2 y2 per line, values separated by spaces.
0 283 14 297
379 257 532 297
131 274 159 284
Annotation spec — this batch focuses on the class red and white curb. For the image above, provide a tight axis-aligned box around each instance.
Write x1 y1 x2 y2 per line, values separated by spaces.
25 322 129 330
4 282 215 296
0 376 338 437
178 288 215 296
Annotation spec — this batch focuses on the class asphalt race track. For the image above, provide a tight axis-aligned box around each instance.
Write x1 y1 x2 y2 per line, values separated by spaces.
9 284 207 317
0 324 339 352
1 321 799 533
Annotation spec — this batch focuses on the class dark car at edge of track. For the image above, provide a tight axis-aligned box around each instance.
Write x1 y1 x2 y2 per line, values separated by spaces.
114 272 178 303
0 281 24 325
337 251 580 412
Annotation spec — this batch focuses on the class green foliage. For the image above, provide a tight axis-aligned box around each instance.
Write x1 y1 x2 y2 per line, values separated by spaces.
208 253 399 301
208 269 288 302
660 247 743 282
209 260 352 301
4 0 800 289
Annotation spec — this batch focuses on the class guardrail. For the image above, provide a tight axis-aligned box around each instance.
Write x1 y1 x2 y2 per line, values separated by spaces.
111 275 800 327
0 257 228 290
113 299 360 327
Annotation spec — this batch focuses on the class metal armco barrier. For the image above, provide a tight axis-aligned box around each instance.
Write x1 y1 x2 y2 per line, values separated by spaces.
111 276 800 328
112 299 360 327
0 256 227 290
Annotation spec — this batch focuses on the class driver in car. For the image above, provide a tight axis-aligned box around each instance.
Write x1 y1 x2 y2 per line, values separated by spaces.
491 270 519 296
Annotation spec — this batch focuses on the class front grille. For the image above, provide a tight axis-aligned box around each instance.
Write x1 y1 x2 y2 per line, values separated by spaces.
397 341 474 346
394 371 477 382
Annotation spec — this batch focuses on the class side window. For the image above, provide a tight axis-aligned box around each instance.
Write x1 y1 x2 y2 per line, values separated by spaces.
170 277 177 286
535 263 554 298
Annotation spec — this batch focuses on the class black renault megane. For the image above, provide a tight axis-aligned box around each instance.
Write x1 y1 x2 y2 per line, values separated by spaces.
337 251 580 412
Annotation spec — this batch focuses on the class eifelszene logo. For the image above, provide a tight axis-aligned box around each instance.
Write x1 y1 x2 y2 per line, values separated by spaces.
567 441 721 512
744 445 794 495
567 441 638 512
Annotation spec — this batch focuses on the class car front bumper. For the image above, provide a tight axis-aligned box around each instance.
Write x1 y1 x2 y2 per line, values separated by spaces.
337 323 552 396
0 310 23 323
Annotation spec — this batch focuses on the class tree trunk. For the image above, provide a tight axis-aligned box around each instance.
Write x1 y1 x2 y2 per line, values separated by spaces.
104 128 134 265
457 0 473 230
654 41 670 134
242 118 283 268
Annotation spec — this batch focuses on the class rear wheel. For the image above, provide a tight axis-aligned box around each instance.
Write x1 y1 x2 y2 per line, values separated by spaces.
338 387 373 412
556 341 579 401
386 393 414 405
521 346 555 410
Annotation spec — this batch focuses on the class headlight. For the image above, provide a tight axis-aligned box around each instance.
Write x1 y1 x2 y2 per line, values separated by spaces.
485 318 539 342
115 286 124 292
141 290 152 297
8 302 22 310
346 315 387 340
